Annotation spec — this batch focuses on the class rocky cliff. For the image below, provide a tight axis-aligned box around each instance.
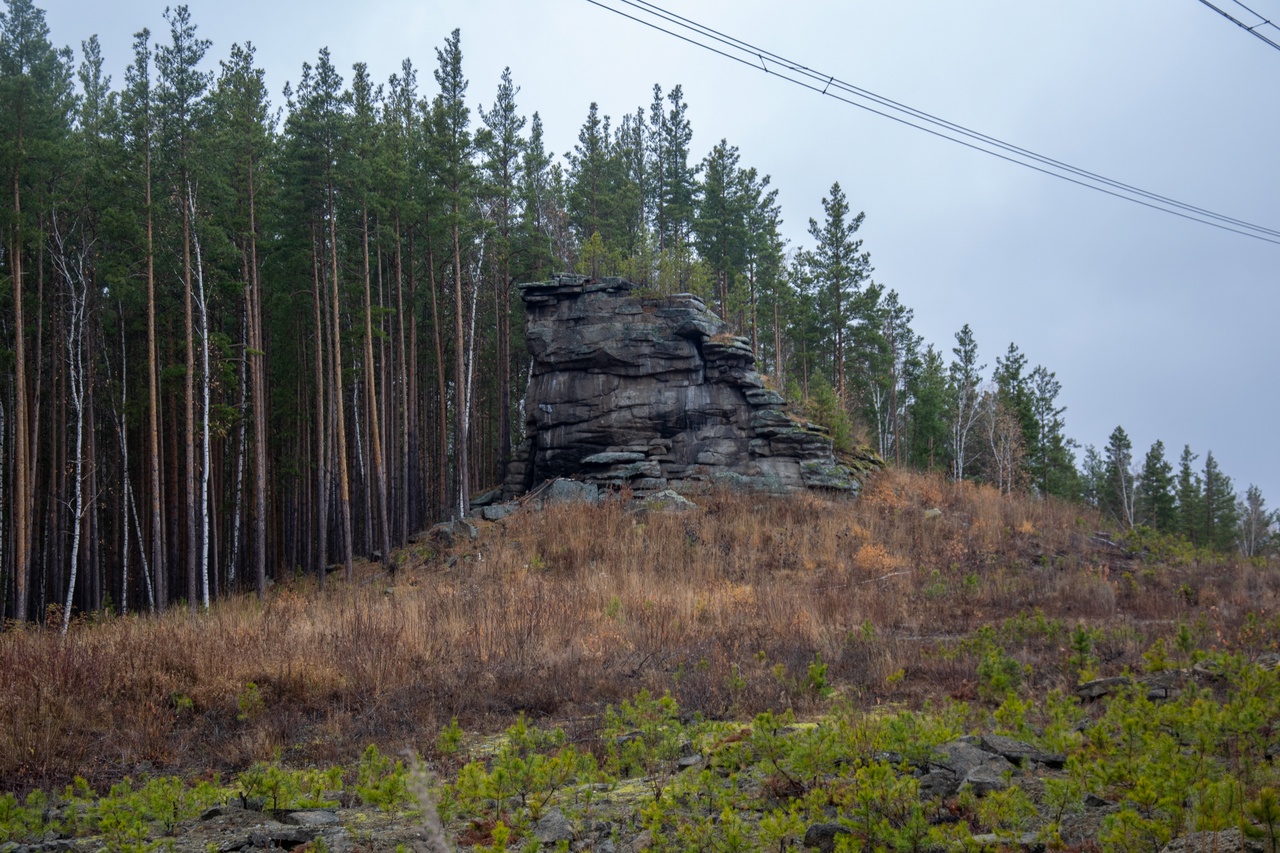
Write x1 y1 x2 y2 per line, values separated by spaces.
498 274 878 499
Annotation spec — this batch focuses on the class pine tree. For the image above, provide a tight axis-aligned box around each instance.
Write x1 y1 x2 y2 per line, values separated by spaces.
155 2 211 608
947 324 984 481
431 28 475 517
0 0 74 621
1028 365 1076 498
478 66 526 485
1135 440 1176 532
1103 426 1136 528
906 344 949 471
1202 451 1238 552
1176 445 1204 545
804 181 871 405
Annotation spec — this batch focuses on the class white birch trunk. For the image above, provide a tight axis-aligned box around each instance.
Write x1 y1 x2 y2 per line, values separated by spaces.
53 214 89 635
228 304 248 588
190 187 211 608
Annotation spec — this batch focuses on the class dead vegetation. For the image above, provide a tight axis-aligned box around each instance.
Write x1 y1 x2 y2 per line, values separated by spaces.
3 469 1277 795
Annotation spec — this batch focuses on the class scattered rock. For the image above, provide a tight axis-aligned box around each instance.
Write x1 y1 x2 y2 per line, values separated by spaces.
932 739 1015 797
480 503 516 522
245 823 314 849
1162 829 1265 853
978 734 1066 768
923 508 943 520
803 823 852 852
534 808 575 845
963 765 1011 796
971 832 1045 851
1076 676 1131 700
635 489 698 512
620 829 653 853
469 487 503 508
918 770 960 799
278 811 340 827
428 518 478 548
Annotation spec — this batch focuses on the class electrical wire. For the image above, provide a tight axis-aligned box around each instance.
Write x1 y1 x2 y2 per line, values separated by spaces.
1203 0 1280 49
583 0 1280 246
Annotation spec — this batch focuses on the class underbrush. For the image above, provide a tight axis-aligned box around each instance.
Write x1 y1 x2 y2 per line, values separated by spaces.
2 469 1278 802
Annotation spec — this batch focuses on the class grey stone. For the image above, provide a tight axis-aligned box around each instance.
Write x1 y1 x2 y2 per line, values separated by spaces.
481 503 516 522
620 829 652 853
428 518 478 547
932 740 1014 778
246 823 314 848
1076 676 1131 700
918 770 960 799
539 478 601 505
962 765 1011 796
1162 829 1265 853
978 734 1066 768
280 810 341 827
534 808 575 845
637 490 698 512
582 451 648 464
803 823 852 852
971 832 1045 851
502 278 877 500
933 740 1015 797
470 487 503 507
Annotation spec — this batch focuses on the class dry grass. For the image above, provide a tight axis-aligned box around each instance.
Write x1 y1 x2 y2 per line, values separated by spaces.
3 468 1278 794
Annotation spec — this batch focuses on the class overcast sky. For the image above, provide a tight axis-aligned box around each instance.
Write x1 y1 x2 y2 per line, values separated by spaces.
44 0 1280 504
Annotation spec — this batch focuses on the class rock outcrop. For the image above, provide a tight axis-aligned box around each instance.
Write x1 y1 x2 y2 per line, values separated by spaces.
499 275 878 499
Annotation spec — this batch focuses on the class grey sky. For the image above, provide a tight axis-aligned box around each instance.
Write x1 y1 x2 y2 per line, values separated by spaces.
46 0 1280 504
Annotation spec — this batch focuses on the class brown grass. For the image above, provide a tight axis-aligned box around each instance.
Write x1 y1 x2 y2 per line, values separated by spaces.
3 468 1278 794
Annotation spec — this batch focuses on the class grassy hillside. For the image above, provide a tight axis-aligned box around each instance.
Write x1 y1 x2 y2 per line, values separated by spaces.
4 469 1276 798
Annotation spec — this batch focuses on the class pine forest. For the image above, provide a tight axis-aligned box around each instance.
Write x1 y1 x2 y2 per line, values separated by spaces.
0 1 1274 627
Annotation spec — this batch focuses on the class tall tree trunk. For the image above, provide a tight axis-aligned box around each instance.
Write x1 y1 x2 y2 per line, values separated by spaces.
183 178 197 609
363 209 391 566
190 187 211 608
311 226 329 588
246 130 268 600
11 169 29 623
328 189 354 582
394 222 409 540
425 232 448 519
451 210 469 517
145 137 165 611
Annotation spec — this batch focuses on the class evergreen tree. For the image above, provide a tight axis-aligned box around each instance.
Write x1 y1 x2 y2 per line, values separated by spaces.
1202 451 1238 552
478 66 526 484
1135 440 1176 532
1102 426 1136 528
1027 364 1077 498
1079 444 1106 508
804 181 871 405
431 27 476 517
1176 445 1204 545
0 0 74 621
905 344 949 471
947 324 984 481
694 138 746 323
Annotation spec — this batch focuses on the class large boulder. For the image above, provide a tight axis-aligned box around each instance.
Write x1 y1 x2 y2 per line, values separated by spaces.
503 275 879 499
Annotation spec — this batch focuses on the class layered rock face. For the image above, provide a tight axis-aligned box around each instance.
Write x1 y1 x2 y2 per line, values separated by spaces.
500 275 877 499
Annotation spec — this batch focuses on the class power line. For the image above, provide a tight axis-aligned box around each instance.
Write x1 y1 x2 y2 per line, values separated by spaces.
583 0 1280 246
1199 0 1280 51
